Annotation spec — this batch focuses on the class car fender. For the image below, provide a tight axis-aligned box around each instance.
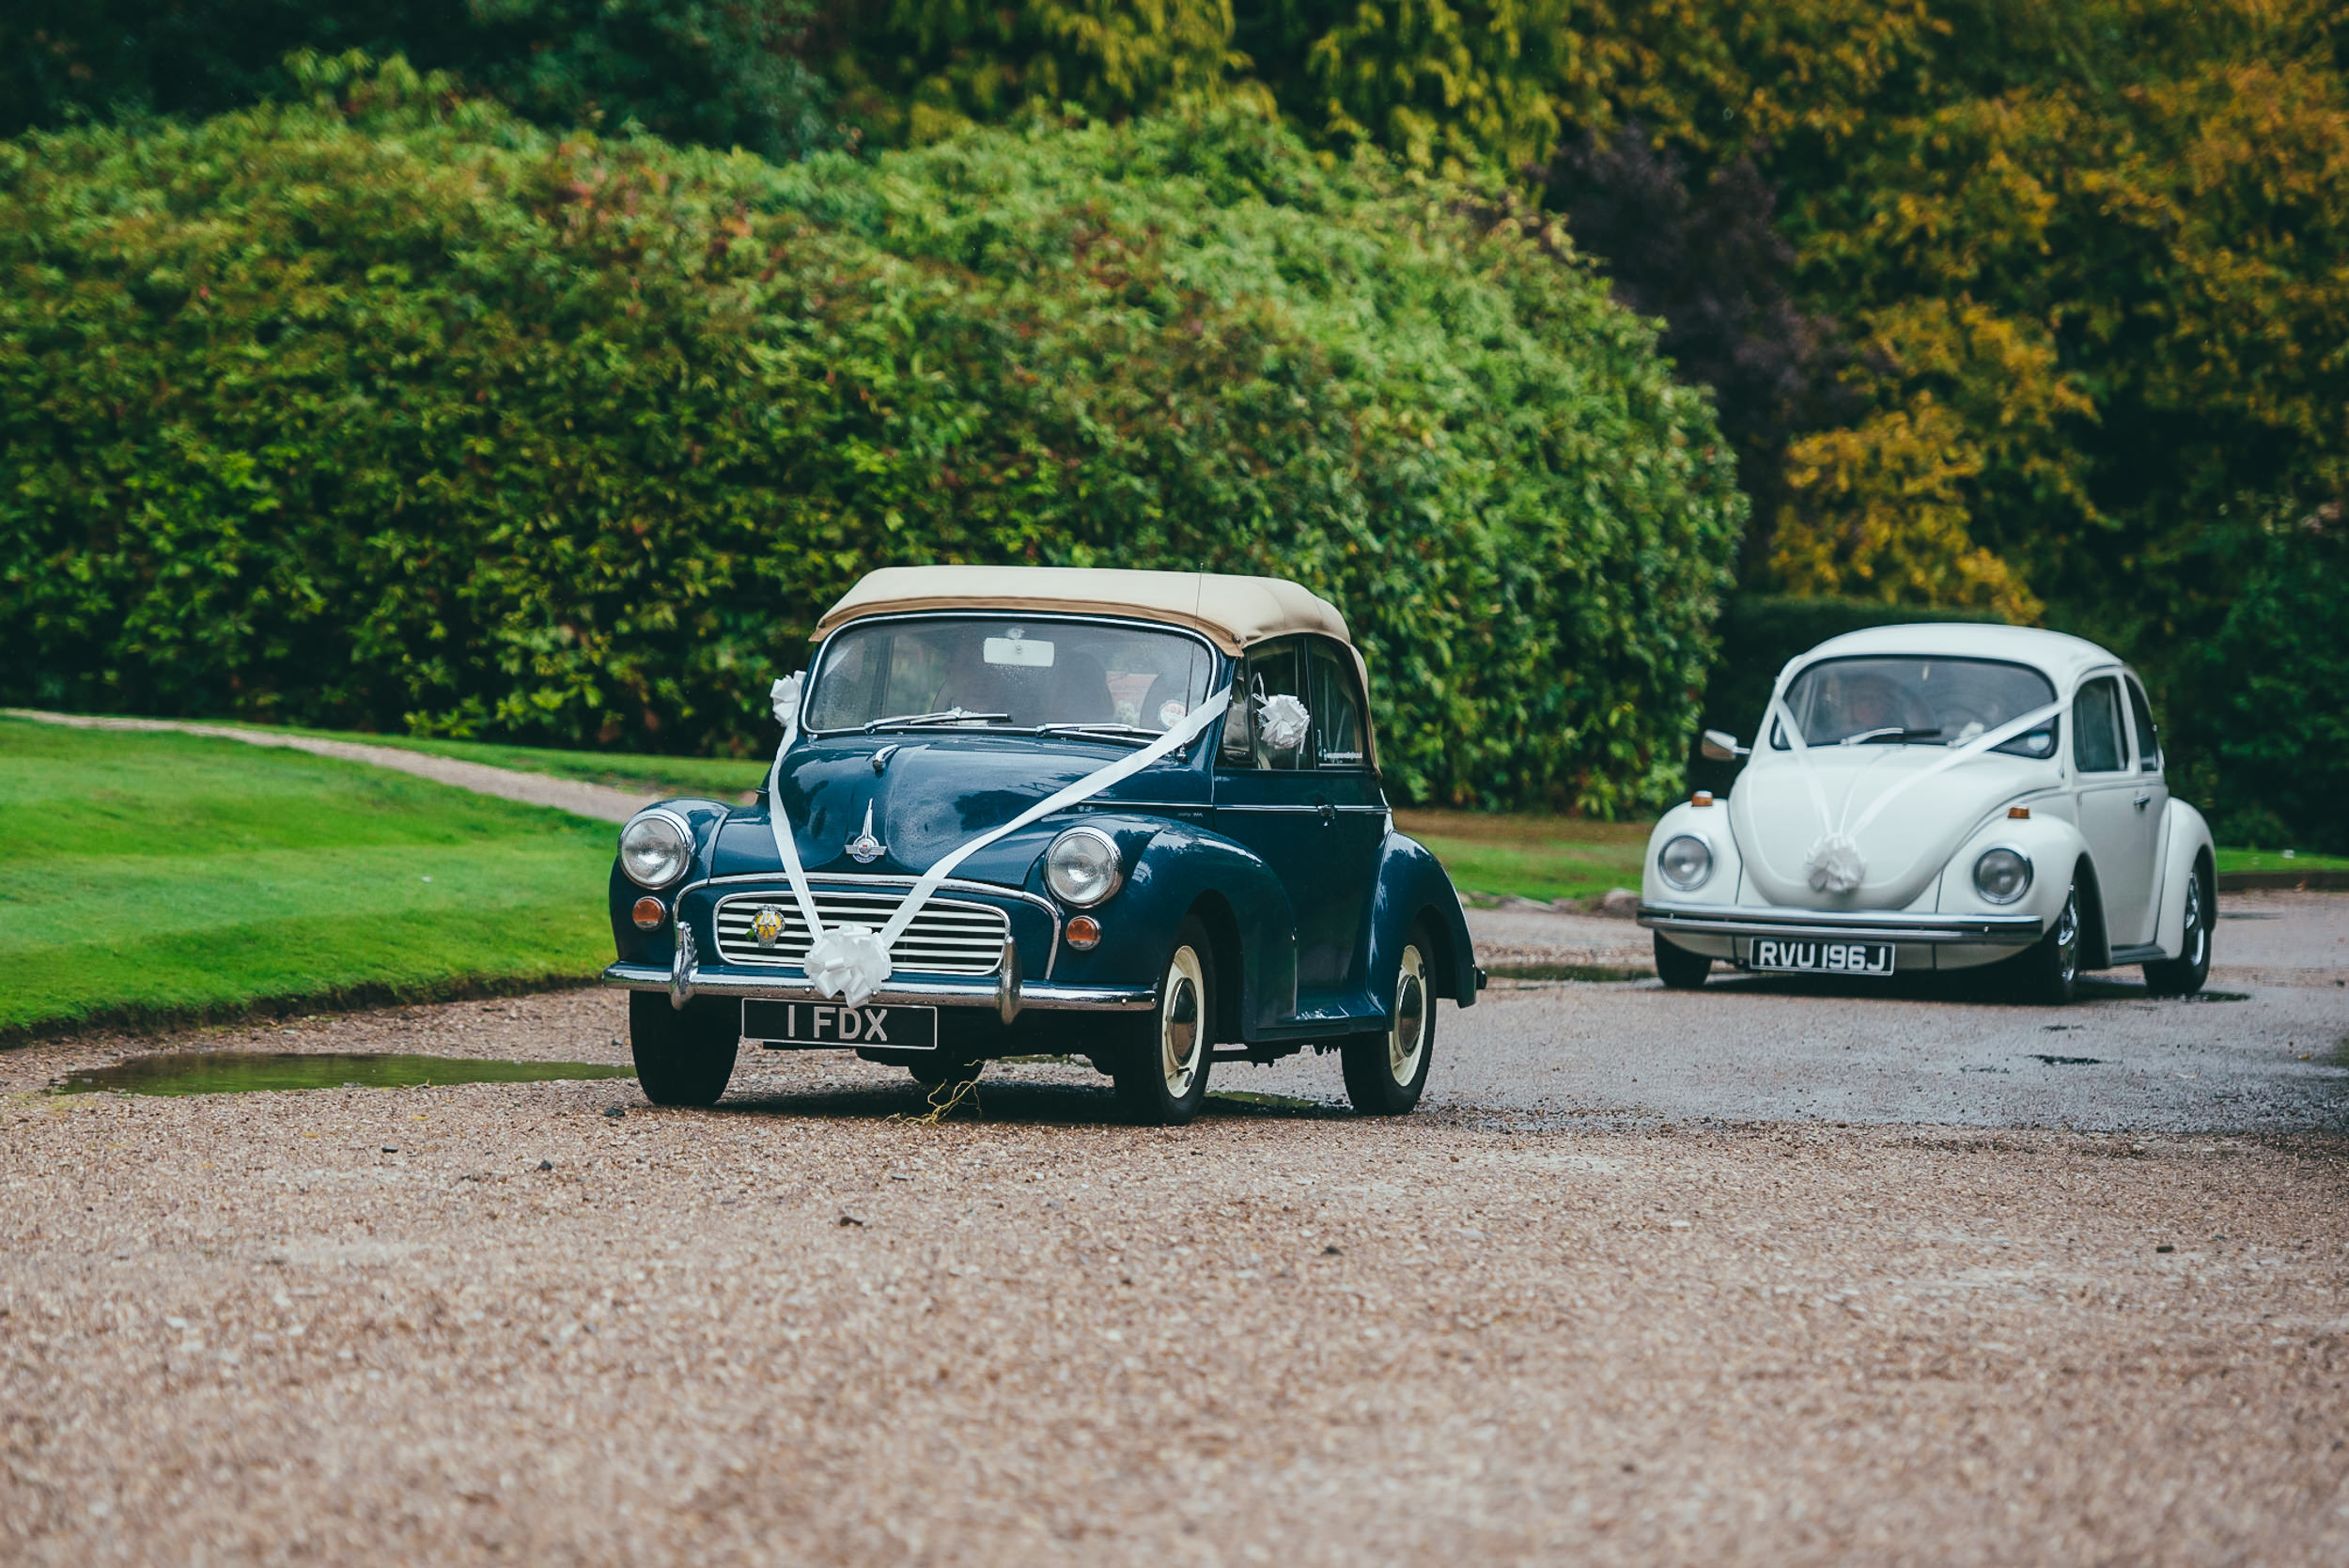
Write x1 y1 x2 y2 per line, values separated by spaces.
608 797 734 961
2150 798 2216 959
1936 808 2092 953
1046 816 1301 1037
1365 833 1479 1008
1641 800 1745 908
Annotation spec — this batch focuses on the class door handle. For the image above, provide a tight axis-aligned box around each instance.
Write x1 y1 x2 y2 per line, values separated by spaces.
2133 793 2153 811
1313 797 1336 826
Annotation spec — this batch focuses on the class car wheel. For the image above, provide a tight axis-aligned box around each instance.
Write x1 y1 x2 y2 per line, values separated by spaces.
1343 929 1437 1115
629 990 739 1107
2143 861 2214 998
1653 932 1713 990
1109 917 1216 1126
2010 881 2082 1005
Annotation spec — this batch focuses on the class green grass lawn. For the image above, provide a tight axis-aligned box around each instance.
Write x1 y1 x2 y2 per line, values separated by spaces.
257 722 767 801
2215 847 2349 875
0 717 616 1040
1392 809 1651 905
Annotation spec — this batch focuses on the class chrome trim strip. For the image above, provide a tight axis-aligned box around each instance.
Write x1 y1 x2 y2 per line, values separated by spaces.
672 871 1064 979
600 963 1155 1011
1638 903 2044 945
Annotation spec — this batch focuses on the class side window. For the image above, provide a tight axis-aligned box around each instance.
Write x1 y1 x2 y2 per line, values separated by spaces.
1220 639 1308 770
1309 641 1369 769
2124 675 2162 773
2072 676 2127 774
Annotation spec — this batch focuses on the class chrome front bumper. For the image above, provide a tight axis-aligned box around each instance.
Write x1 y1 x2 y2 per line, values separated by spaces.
599 962 1157 1013
1637 903 2044 946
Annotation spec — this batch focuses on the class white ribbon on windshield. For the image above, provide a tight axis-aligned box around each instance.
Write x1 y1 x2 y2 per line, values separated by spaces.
1767 694 2065 893
766 679 1235 1007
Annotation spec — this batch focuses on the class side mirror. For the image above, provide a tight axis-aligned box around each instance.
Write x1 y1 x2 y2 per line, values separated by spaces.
1700 729 1749 762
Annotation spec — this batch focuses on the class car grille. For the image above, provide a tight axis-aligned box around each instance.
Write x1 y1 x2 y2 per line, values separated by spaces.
711 890 1009 975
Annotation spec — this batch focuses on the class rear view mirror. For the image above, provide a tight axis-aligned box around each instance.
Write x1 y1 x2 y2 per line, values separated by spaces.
1700 729 1748 762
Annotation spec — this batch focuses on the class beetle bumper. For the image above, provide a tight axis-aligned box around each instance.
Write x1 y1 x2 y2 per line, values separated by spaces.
1636 904 2044 946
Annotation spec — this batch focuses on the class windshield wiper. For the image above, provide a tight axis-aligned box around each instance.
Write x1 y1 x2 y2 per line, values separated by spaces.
1034 722 1159 746
862 708 1012 732
1837 725 1944 746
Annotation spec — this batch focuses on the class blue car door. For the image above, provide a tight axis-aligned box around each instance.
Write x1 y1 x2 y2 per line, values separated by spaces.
1213 637 1379 1010
1306 636 1388 1001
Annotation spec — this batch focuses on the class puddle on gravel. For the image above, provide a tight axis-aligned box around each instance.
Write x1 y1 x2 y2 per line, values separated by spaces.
1487 963 1654 984
1206 1090 1331 1115
52 1051 635 1097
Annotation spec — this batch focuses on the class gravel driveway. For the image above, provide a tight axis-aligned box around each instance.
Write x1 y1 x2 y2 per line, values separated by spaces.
9 887 2349 1567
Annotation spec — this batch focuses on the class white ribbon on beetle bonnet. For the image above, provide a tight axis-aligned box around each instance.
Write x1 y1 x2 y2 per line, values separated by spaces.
1767 691 2066 894
762 674 1236 1008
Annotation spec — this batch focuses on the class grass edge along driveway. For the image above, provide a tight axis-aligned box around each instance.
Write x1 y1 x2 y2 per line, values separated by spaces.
0 719 615 1042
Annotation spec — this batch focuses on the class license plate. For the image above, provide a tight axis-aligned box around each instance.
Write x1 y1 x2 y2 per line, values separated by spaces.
1748 939 1895 976
741 1000 937 1049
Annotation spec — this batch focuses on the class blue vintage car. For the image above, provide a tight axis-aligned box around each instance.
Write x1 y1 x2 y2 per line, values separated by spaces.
599 566 1484 1123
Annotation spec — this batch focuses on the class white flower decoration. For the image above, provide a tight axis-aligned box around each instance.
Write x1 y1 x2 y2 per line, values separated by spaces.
770 671 804 727
804 924 892 1007
1255 691 1310 753
1804 832 1867 894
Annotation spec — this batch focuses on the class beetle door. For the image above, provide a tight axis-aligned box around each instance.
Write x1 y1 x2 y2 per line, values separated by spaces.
2072 674 2161 947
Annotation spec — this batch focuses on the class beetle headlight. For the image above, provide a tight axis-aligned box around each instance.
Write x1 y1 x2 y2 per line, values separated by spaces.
1972 846 2032 905
1045 827 1123 908
619 812 692 888
1657 833 1713 892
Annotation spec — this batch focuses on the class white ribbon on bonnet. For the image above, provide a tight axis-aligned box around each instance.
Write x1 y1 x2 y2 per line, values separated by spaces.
1767 692 2066 894
762 674 1235 1007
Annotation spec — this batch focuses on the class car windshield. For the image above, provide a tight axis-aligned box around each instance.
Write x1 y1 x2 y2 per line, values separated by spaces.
806 615 1218 736
1774 657 2059 756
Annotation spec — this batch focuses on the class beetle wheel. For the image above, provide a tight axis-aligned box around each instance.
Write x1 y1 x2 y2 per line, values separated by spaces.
2008 881 2081 1005
1653 932 1714 990
2143 860 2213 998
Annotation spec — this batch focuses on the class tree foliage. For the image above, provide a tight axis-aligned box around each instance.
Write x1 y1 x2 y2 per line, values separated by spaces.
3 0 834 161
0 57 1743 813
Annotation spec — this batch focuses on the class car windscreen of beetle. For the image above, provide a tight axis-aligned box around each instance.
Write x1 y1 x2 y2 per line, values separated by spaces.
1773 658 2058 756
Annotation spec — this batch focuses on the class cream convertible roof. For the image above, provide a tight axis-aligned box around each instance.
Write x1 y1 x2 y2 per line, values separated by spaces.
812 567 1354 655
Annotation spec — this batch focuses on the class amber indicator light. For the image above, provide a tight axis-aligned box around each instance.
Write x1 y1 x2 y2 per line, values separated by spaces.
630 896 667 929
2007 806 2031 820
1691 790 1715 807
1066 915 1103 950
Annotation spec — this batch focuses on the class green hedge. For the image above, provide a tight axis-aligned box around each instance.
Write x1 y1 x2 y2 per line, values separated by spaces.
0 56 1744 814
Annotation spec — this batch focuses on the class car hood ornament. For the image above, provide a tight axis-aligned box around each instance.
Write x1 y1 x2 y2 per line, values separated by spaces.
846 800 888 864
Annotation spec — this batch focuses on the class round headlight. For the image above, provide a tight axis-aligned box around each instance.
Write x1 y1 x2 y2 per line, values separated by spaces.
1045 827 1123 908
1972 846 2032 905
1657 833 1713 892
619 812 692 888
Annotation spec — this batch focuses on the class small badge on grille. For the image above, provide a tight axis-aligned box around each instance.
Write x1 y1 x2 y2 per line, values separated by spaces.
751 905 786 947
846 800 888 865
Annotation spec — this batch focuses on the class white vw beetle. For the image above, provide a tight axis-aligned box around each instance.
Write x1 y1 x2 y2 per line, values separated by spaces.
1638 625 2215 1002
